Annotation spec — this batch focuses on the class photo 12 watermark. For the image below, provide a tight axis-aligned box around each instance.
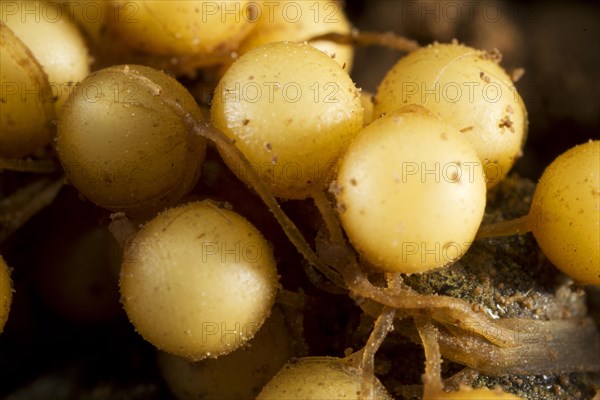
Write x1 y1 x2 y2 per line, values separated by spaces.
400 240 473 265
0 1 138 24
401 81 524 105
200 241 267 264
200 1 343 24
216 80 342 104
397 1 536 25
1 77 153 107
396 160 504 185
200 320 259 345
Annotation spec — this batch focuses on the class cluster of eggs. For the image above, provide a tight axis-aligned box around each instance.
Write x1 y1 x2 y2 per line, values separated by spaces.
1 1 598 399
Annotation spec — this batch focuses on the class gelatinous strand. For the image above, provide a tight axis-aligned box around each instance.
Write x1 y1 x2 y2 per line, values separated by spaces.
407 317 600 376
316 215 595 378
359 307 396 400
108 213 136 248
275 288 311 310
150 86 344 287
442 368 480 392
0 178 64 242
308 30 420 53
327 240 600 376
416 318 444 397
476 215 532 239
311 190 345 247
0 158 57 174
414 322 524 398
197 122 342 285
302 263 347 295
316 241 516 349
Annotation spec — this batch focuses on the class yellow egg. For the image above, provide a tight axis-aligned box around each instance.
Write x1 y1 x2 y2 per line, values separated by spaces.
211 41 363 199
336 106 486 273
56 64 206 215
257 357 392 400
54 0 109 45
2 0 90 112
375 42 528 187
107 0 255 65
530 140 600 285
237 0 353 70
158 306 295 400
0 255 12 333
361 90 376 126
0 24 55 158
120 201 279 360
